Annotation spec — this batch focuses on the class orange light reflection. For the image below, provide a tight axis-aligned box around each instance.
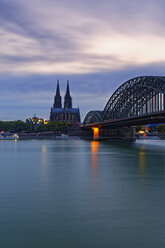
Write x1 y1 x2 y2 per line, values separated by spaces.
139 146 147 177
91 141 99 179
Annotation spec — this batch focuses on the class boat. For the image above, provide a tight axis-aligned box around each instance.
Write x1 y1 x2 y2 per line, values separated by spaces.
55 134 80 140
0 132 19 140
55 134 70 140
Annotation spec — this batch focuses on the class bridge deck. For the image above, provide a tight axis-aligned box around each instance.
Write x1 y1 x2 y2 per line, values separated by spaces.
82 111 165 128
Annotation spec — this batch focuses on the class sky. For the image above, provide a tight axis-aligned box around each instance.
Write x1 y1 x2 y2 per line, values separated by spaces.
1 0 165 121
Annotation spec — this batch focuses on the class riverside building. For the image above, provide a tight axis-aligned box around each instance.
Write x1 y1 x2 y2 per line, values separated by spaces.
50 80 81 124
26 115 49 130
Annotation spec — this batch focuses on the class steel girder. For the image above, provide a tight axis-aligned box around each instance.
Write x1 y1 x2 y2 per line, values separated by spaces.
83 111 103 125
84 76 165 124
103 76 165 120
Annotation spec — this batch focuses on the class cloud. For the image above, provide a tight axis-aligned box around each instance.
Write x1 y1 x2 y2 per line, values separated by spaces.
1 0 165 75
1 0 165 120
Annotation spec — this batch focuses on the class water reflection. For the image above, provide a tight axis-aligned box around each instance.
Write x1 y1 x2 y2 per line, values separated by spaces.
41 145 47 167
91 141 99 179
138 146 147 177
0 140 165 248
14 140 18 153
75 140 80 151
40 144 49 183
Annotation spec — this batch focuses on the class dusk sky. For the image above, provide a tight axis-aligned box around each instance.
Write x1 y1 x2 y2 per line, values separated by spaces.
1 0 165 121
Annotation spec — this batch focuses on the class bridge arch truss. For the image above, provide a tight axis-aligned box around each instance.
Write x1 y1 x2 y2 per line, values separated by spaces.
84 76 165 125
83 111 103 125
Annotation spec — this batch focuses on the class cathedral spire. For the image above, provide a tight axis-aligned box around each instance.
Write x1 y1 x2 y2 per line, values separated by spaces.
54 80 62 108
56 80 60 96
64 80 72 108
66 80 70 96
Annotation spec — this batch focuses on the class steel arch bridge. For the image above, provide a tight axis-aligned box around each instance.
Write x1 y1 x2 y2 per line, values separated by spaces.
83 76 165 126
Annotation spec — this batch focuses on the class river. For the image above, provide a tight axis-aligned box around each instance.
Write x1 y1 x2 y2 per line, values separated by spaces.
0 139 165 248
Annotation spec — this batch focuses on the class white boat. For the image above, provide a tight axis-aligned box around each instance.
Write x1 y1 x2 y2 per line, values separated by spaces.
55 134 80 140
56 134 69 140
0 133 19 140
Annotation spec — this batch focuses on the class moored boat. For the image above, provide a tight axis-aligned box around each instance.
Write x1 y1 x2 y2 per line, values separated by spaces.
55 134 80 140
0 132 19 140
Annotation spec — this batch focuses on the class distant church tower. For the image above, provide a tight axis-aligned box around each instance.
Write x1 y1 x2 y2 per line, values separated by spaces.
54 80 62 108
64 80 72 108
50 80 81 123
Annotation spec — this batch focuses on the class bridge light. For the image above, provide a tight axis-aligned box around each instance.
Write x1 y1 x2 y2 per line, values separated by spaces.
92 127 99 140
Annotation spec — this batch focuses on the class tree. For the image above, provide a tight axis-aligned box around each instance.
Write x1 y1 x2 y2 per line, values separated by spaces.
0 121 32 132
37 121 70 133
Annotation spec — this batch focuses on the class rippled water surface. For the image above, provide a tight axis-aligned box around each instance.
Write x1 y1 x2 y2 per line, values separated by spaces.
0 139 165 248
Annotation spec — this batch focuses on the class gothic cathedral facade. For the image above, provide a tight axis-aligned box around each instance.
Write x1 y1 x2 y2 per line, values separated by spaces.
50 80 81 123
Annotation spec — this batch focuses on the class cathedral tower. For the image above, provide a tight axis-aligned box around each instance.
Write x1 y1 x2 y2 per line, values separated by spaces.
64 80 72 109
50 80 80 123
54 80 62 108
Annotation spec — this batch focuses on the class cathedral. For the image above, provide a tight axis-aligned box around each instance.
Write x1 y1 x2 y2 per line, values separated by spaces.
50 80 81 123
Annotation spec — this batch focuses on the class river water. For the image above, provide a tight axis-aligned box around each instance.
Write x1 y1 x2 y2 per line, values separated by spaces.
0 139 165 248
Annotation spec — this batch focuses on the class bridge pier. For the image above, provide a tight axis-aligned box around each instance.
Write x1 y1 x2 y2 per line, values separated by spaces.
78 126 136 141
98 126 136 141
99 127 135 141
69 126 135 141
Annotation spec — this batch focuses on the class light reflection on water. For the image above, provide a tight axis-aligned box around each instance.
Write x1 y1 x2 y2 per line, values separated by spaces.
136 138 165 148
41 144 47 166
138 146 147 176
91 141 99 179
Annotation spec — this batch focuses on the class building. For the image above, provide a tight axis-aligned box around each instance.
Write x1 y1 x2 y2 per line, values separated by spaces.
50 80 81 124
26 115 49 130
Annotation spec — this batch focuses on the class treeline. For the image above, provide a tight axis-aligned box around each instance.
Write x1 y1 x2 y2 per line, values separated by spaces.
0 121 32 132
0 121 69 133
37 121 69 133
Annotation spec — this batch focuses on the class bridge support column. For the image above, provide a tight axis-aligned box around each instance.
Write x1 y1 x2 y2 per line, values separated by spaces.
98 127 136 141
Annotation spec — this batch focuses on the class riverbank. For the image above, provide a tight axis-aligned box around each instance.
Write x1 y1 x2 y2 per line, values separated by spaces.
18 133 80 140
19 133 58 140
18 133 165 140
